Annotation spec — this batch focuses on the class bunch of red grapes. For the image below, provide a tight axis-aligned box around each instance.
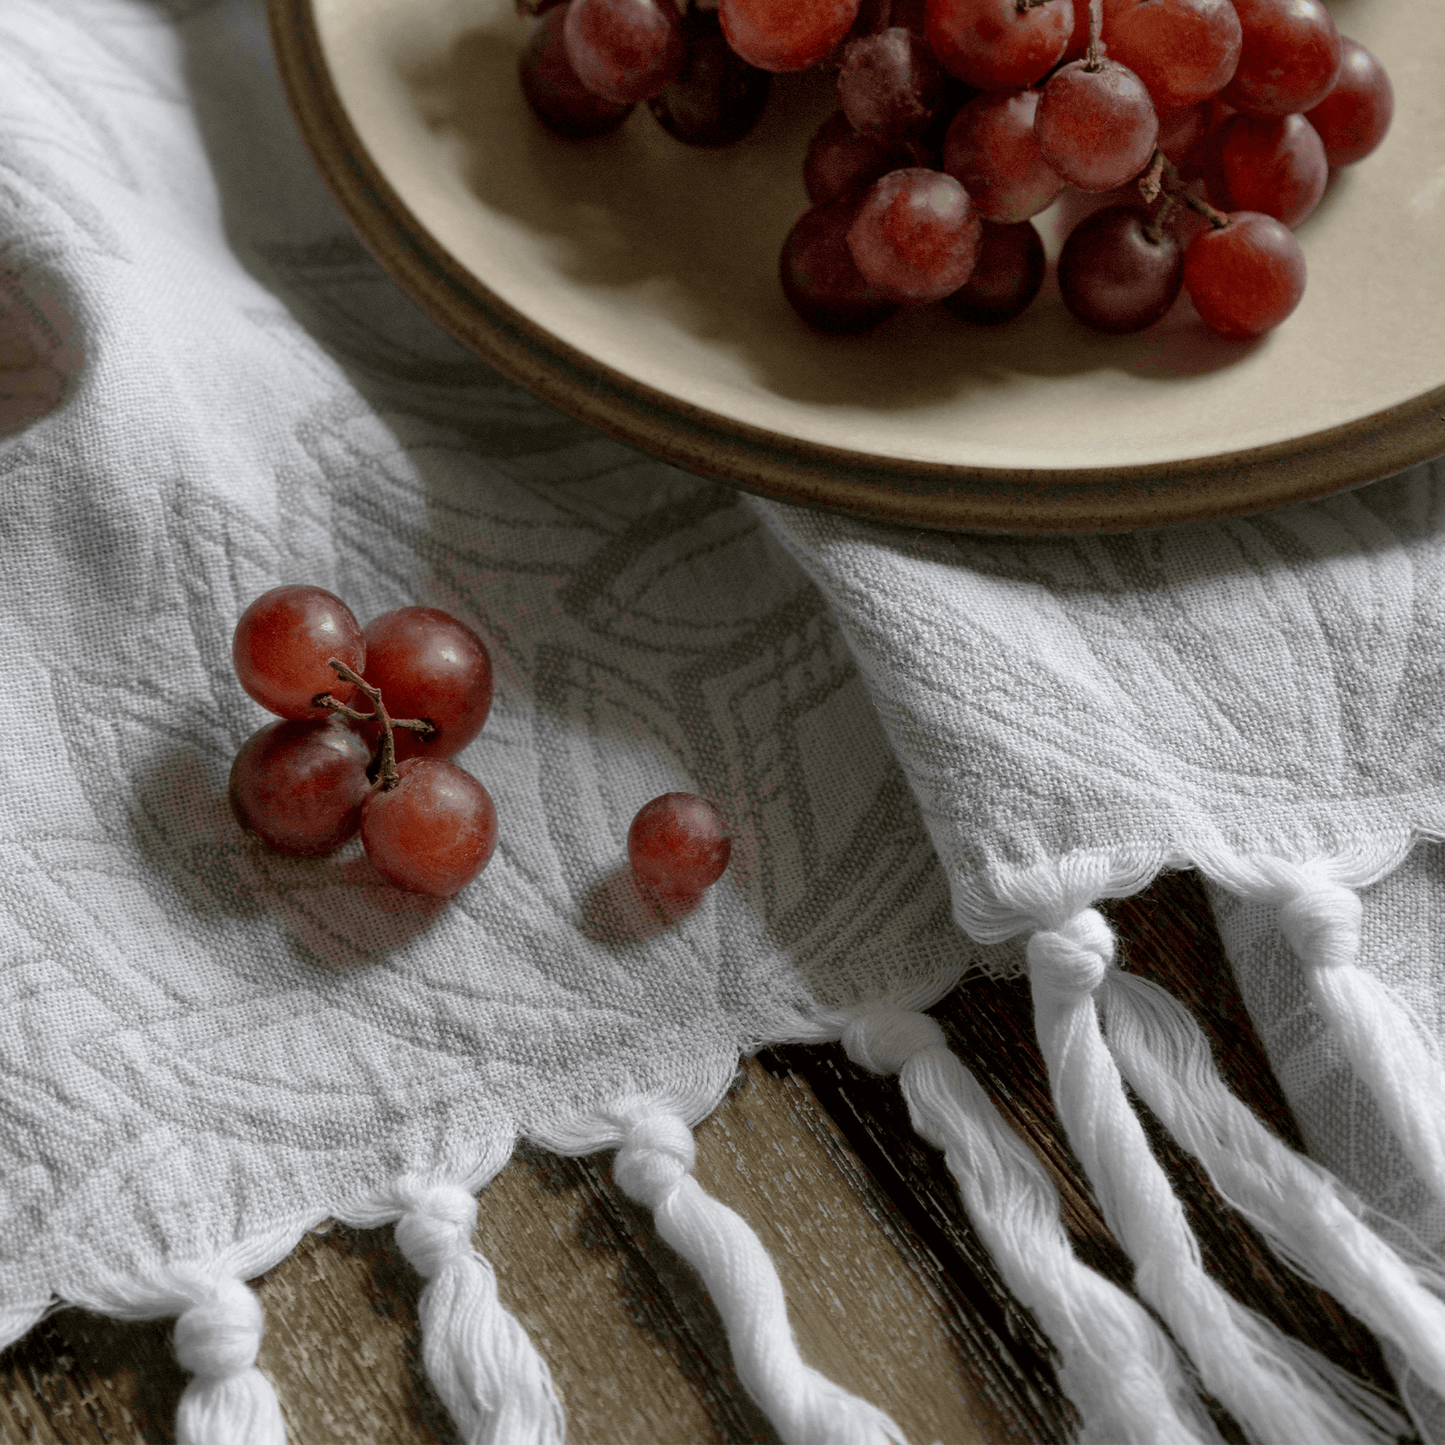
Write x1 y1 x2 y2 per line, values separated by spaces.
229 585 499 896
519 0 1394 341
229 586 735 905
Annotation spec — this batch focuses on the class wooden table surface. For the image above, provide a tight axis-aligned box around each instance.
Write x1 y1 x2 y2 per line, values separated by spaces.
0 869 1410 1445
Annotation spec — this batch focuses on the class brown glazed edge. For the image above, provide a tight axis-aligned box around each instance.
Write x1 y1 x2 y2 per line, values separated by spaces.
269 0 1445 535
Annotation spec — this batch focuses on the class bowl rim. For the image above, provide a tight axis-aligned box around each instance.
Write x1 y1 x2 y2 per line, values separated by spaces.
269 0 1445 535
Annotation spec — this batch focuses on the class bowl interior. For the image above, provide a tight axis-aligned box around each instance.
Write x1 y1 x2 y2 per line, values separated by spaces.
314 0 1445 474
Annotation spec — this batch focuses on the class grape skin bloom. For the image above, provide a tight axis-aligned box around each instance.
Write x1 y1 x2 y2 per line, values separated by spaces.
627 793 732 898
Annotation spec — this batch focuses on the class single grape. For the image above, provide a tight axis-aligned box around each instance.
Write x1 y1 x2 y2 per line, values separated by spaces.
837 27 945 140
1035 59 1158 191
847 167 981 303
780 195 900 332
359 606 494 763
520 3 636 137
564 0 684 105
942 218 1045 324
803 111 928 205
718 0 861 72
647 6 771 146
1058 205 1183 332
1183 210 1306 340
232 584 364 721
1099 0 1241 113
627 792 731 898
925 0 1074 91
1304 37 1394 168
361 759 498 896
942 90 1063 224
229 718 372 857
1222 0 1340 119
1215 112 1327 228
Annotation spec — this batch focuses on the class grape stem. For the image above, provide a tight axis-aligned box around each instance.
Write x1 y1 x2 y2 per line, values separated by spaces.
1084 0 1101 70
1138 149 1166 205
314 695 432 733
319 658 433 791
1144 150 1230 229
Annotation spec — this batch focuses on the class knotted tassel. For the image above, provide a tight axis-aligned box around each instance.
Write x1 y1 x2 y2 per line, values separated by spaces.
393 1180 564 1445
611 1110 908 1445
1028 907 1403 1445
1271 867 1445 1209
1102 966 1445 1402
841 1005 1221 1445
172 1276 286 1445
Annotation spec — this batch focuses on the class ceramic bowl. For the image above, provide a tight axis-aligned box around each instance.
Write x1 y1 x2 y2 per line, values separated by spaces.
271 0 1445 532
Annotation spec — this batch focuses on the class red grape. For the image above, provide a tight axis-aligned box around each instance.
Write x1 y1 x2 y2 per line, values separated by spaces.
564 0 684 105
780 195 900 332
1099 0 1241 112
520 3 635 137
1183 210 1306 340
837 27 946 140
229 718 371 857
361 759 498 896
232 585 364 721
359 607 494 763
1305 37 1394 168
647 6 771 146
942 89 1063 224
627 792 731 898
942 218 1045 324
1222 0 1340 119
718 0 861 72
846 167 981 302
925 0 1074 90
1035 59 1158 191
1058 204 1183 332
803 111 927 205
1215 112 1327 228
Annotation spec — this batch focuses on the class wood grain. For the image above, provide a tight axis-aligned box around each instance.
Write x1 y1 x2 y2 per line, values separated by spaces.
0 871 1417 1445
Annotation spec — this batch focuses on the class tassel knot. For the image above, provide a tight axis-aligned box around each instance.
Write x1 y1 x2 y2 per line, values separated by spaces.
170 1275 286 1445
173 1278 264 1381
1277 884 1363 970
1027 907 1113 996
395 1182 477 1277
613 1113 696 1207
842 1006 946 1075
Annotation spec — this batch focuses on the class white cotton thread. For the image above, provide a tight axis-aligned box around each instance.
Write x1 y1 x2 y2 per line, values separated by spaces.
393 1179 564 1445
609 1106 909 1445
1102 966 1445 1403
842 1005 1221 1445
1027 907 1403 1445
172 1276 286 1445
1275 871 1445 1208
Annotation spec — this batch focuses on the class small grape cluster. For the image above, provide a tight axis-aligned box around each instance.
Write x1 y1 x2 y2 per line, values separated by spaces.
229 585 498 896
228 586 735 905
518 0 1394 343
